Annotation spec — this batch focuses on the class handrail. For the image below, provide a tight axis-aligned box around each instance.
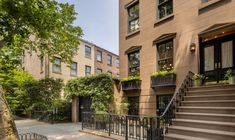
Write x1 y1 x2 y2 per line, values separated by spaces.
160 71 194 118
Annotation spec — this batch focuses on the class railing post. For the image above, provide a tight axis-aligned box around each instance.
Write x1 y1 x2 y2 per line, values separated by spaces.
125 116 128 140
82 112 84 130
108 113 111 136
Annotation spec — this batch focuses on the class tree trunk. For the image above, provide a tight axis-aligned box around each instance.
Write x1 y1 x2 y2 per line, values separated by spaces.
0 87 19 140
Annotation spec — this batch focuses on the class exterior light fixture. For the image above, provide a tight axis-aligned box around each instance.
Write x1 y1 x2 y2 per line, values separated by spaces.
190 43 196 52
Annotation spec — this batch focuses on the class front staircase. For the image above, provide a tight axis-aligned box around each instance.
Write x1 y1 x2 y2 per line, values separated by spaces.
165 84 235 140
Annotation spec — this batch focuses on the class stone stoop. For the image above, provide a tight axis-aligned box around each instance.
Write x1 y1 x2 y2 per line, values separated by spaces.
165 84 235 140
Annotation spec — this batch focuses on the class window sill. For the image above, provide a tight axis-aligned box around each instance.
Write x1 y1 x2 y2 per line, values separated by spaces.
52 71 62 75
154 14 174 27
199 0 230 14
126 30 140 39
70 75 77 77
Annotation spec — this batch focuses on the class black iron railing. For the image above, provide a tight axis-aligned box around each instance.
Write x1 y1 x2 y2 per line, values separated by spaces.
122 80 141 91
82 112 164 140
19 133 48 140
159 71 194 133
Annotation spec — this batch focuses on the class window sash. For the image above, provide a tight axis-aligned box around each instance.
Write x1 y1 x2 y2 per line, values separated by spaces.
85 66 91 76
128 3 139 32
97 50 102 62
157 40 173 71
128 51 140 76
107 55 112 65
85 46 91 58
158 0 173 19
70 62 77 76
53 57 61 73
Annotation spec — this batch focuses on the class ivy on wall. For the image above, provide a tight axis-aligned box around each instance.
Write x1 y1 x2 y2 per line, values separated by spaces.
65 73 114 112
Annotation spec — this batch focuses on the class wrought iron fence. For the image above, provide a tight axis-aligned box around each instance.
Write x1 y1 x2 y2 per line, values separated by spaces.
82 112 164 140
82 71 194 140
19 133 48 140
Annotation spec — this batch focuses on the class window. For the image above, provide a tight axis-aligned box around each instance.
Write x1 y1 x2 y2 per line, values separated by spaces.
201 0 213 3
108 71 112 75
85 65 91 76
70 62 77 76
116 58 120 68
97 50 102 62
96 68 102 74
128 51 140 76
53 57 61 73
40 56 44 72
157 40 173 71
107 55 112 66
158 0 173 19
85 46 91 58
128 3 139 33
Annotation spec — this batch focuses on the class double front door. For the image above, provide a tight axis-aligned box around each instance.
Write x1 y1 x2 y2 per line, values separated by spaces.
201 34 235 83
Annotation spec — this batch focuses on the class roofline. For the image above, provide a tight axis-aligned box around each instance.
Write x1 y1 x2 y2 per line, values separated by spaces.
79 38 119 57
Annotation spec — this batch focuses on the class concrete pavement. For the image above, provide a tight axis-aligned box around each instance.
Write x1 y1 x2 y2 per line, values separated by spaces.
15 119 109 140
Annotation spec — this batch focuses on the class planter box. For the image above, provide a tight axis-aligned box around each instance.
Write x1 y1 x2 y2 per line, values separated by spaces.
122 80 141 91
151 74 176 88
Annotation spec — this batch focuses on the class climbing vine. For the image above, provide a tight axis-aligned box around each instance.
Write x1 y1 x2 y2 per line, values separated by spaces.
65 73 114 112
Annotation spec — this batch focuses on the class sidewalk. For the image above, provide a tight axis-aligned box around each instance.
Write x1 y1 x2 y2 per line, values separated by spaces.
15 119 110 140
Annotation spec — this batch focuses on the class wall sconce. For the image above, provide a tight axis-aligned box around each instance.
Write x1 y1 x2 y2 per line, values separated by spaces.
190 43 196 52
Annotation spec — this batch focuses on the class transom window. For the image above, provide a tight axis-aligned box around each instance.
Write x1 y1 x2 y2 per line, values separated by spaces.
52 57 61 73
85 65 91 76
128 3 139 33
128 51 140 76
97 50 102 62
158 0 173 19
85 45 91 58
70 62 77 76
107 54 112 66
157 40 173 71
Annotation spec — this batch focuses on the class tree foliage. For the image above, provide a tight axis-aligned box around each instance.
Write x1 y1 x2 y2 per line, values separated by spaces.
65 73 114 112
0 0 83 63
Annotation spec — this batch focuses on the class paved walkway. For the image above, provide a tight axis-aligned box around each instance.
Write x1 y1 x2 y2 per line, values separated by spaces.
15 119 109 140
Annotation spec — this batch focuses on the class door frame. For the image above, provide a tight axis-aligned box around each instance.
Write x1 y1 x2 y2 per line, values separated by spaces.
199 33 235 83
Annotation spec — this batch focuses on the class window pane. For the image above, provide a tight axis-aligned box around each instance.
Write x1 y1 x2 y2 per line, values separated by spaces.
128 3 139 32
128 51 140 76
157 40 173 71
158 0 173 19
53 57 61 73
97 50 102 62
116 58 120 68
96 68 102 74
71 62 77 76
222 41 233 68
204 45 214 71
107 55 112 65
85 46 91 58
85 66 91 76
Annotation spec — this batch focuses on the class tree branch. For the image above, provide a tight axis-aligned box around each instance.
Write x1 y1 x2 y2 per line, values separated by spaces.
0 39 7 49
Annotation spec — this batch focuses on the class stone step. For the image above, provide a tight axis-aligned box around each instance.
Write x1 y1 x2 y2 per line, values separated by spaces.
184 94 235 101
172 119 235 132
187 88 235 96
189 84 235 91
168 126 235 140
178 106 235 114
181 100 235 107
165 133 213 140
175 112 235 122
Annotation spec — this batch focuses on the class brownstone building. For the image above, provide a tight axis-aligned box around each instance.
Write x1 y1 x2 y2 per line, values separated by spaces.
119 0 235 116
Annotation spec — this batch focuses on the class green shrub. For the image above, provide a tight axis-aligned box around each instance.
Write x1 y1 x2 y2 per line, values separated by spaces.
225 69 235 79
151 70 176 78
121 75 140 82
192 74 205 81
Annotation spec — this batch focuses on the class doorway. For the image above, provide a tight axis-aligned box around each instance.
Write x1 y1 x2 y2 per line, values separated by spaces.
78 96 93 122
200 33 235 83
127 96 139 115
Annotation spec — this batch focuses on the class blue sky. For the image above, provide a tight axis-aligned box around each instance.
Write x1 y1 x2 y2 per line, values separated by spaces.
56 0 119 55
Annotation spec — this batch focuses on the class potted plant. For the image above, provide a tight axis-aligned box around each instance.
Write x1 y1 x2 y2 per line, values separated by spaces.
150 70 176 88
225 69 235 84
192 74 204 87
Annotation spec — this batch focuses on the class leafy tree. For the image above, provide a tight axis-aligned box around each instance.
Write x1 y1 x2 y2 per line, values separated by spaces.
0 0 83 63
